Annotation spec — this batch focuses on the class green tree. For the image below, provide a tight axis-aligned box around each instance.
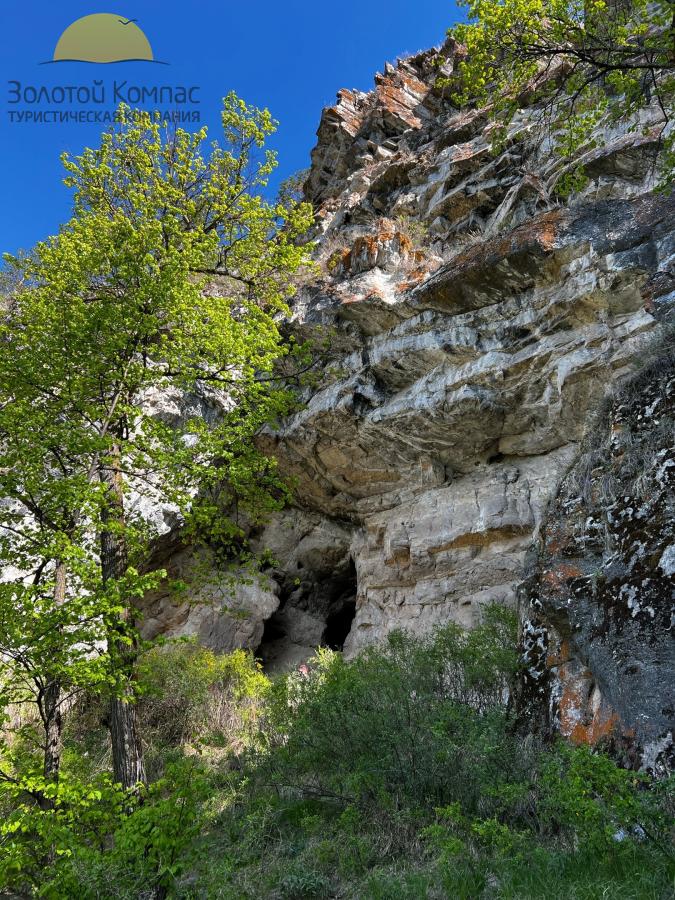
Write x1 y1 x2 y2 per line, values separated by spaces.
0 348 128 802
448 0 675 191
1 94 312 790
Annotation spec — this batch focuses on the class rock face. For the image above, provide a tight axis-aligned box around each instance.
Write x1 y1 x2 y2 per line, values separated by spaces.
520 354 674 774
151 40 673 764
141 545 281 655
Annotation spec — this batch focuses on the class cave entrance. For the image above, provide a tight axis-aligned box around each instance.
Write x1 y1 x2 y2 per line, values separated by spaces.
322 558 357 651
258 610 286 648
323 598 357 651
256 558 358 671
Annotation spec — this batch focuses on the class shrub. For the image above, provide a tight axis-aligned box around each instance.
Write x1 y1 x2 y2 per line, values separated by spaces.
393 214 429 250
259 608 521 815
136 642 269 762
539 743 674 854
5 610 673 898
0 758 210 898
206 609 673 898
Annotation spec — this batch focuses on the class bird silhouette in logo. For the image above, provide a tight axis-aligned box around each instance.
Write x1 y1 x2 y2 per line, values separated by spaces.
47 14 166 64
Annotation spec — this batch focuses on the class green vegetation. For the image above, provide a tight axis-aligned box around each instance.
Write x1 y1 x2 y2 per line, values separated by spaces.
0 95 313 800
0 22 673 897
1 613 671 897
447 0 675 193
394 214 429 251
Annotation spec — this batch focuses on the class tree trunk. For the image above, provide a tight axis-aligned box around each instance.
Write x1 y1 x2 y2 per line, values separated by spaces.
43 681 63 783
40 559 67 804
100 442 146 790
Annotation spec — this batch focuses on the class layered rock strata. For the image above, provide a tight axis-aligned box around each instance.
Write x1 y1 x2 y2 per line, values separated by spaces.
144 40 674 761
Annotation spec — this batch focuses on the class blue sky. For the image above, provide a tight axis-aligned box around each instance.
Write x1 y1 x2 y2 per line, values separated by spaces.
1 2 460 258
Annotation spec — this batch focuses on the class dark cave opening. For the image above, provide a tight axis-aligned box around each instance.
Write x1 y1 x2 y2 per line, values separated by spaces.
323 597 357 651
256 558 358 670
258 610 287 647
322 557 357 651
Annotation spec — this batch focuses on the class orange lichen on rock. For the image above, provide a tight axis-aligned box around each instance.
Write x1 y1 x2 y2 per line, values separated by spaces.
374 68 428 130
557 662 620 745
412 208 568 313
331 221 414 277
456 209 564 272
546 638 570 668
331 88 367 135
542 562 583 591
545 520 575 555
396 269 428 292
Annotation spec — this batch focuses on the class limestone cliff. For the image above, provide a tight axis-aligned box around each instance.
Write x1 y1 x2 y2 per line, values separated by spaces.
143 39 674 766
520 349 674 773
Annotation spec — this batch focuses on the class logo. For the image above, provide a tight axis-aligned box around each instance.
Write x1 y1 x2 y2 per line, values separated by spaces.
8 12 202 126
47 13 166 65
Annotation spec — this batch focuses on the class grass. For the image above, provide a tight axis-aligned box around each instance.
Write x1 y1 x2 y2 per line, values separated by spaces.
2 617 673 898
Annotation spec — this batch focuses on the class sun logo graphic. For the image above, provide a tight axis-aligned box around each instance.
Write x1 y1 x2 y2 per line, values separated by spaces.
48 13 166 64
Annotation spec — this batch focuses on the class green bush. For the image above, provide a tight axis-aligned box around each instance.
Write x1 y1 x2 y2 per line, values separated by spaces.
136 642 269 765
260 608 521 815
3 612 673 898
197 608 673 898
0 759 209 898
539 743 674 853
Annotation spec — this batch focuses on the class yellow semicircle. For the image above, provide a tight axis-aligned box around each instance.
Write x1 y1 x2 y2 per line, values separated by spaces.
53 13 153 63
